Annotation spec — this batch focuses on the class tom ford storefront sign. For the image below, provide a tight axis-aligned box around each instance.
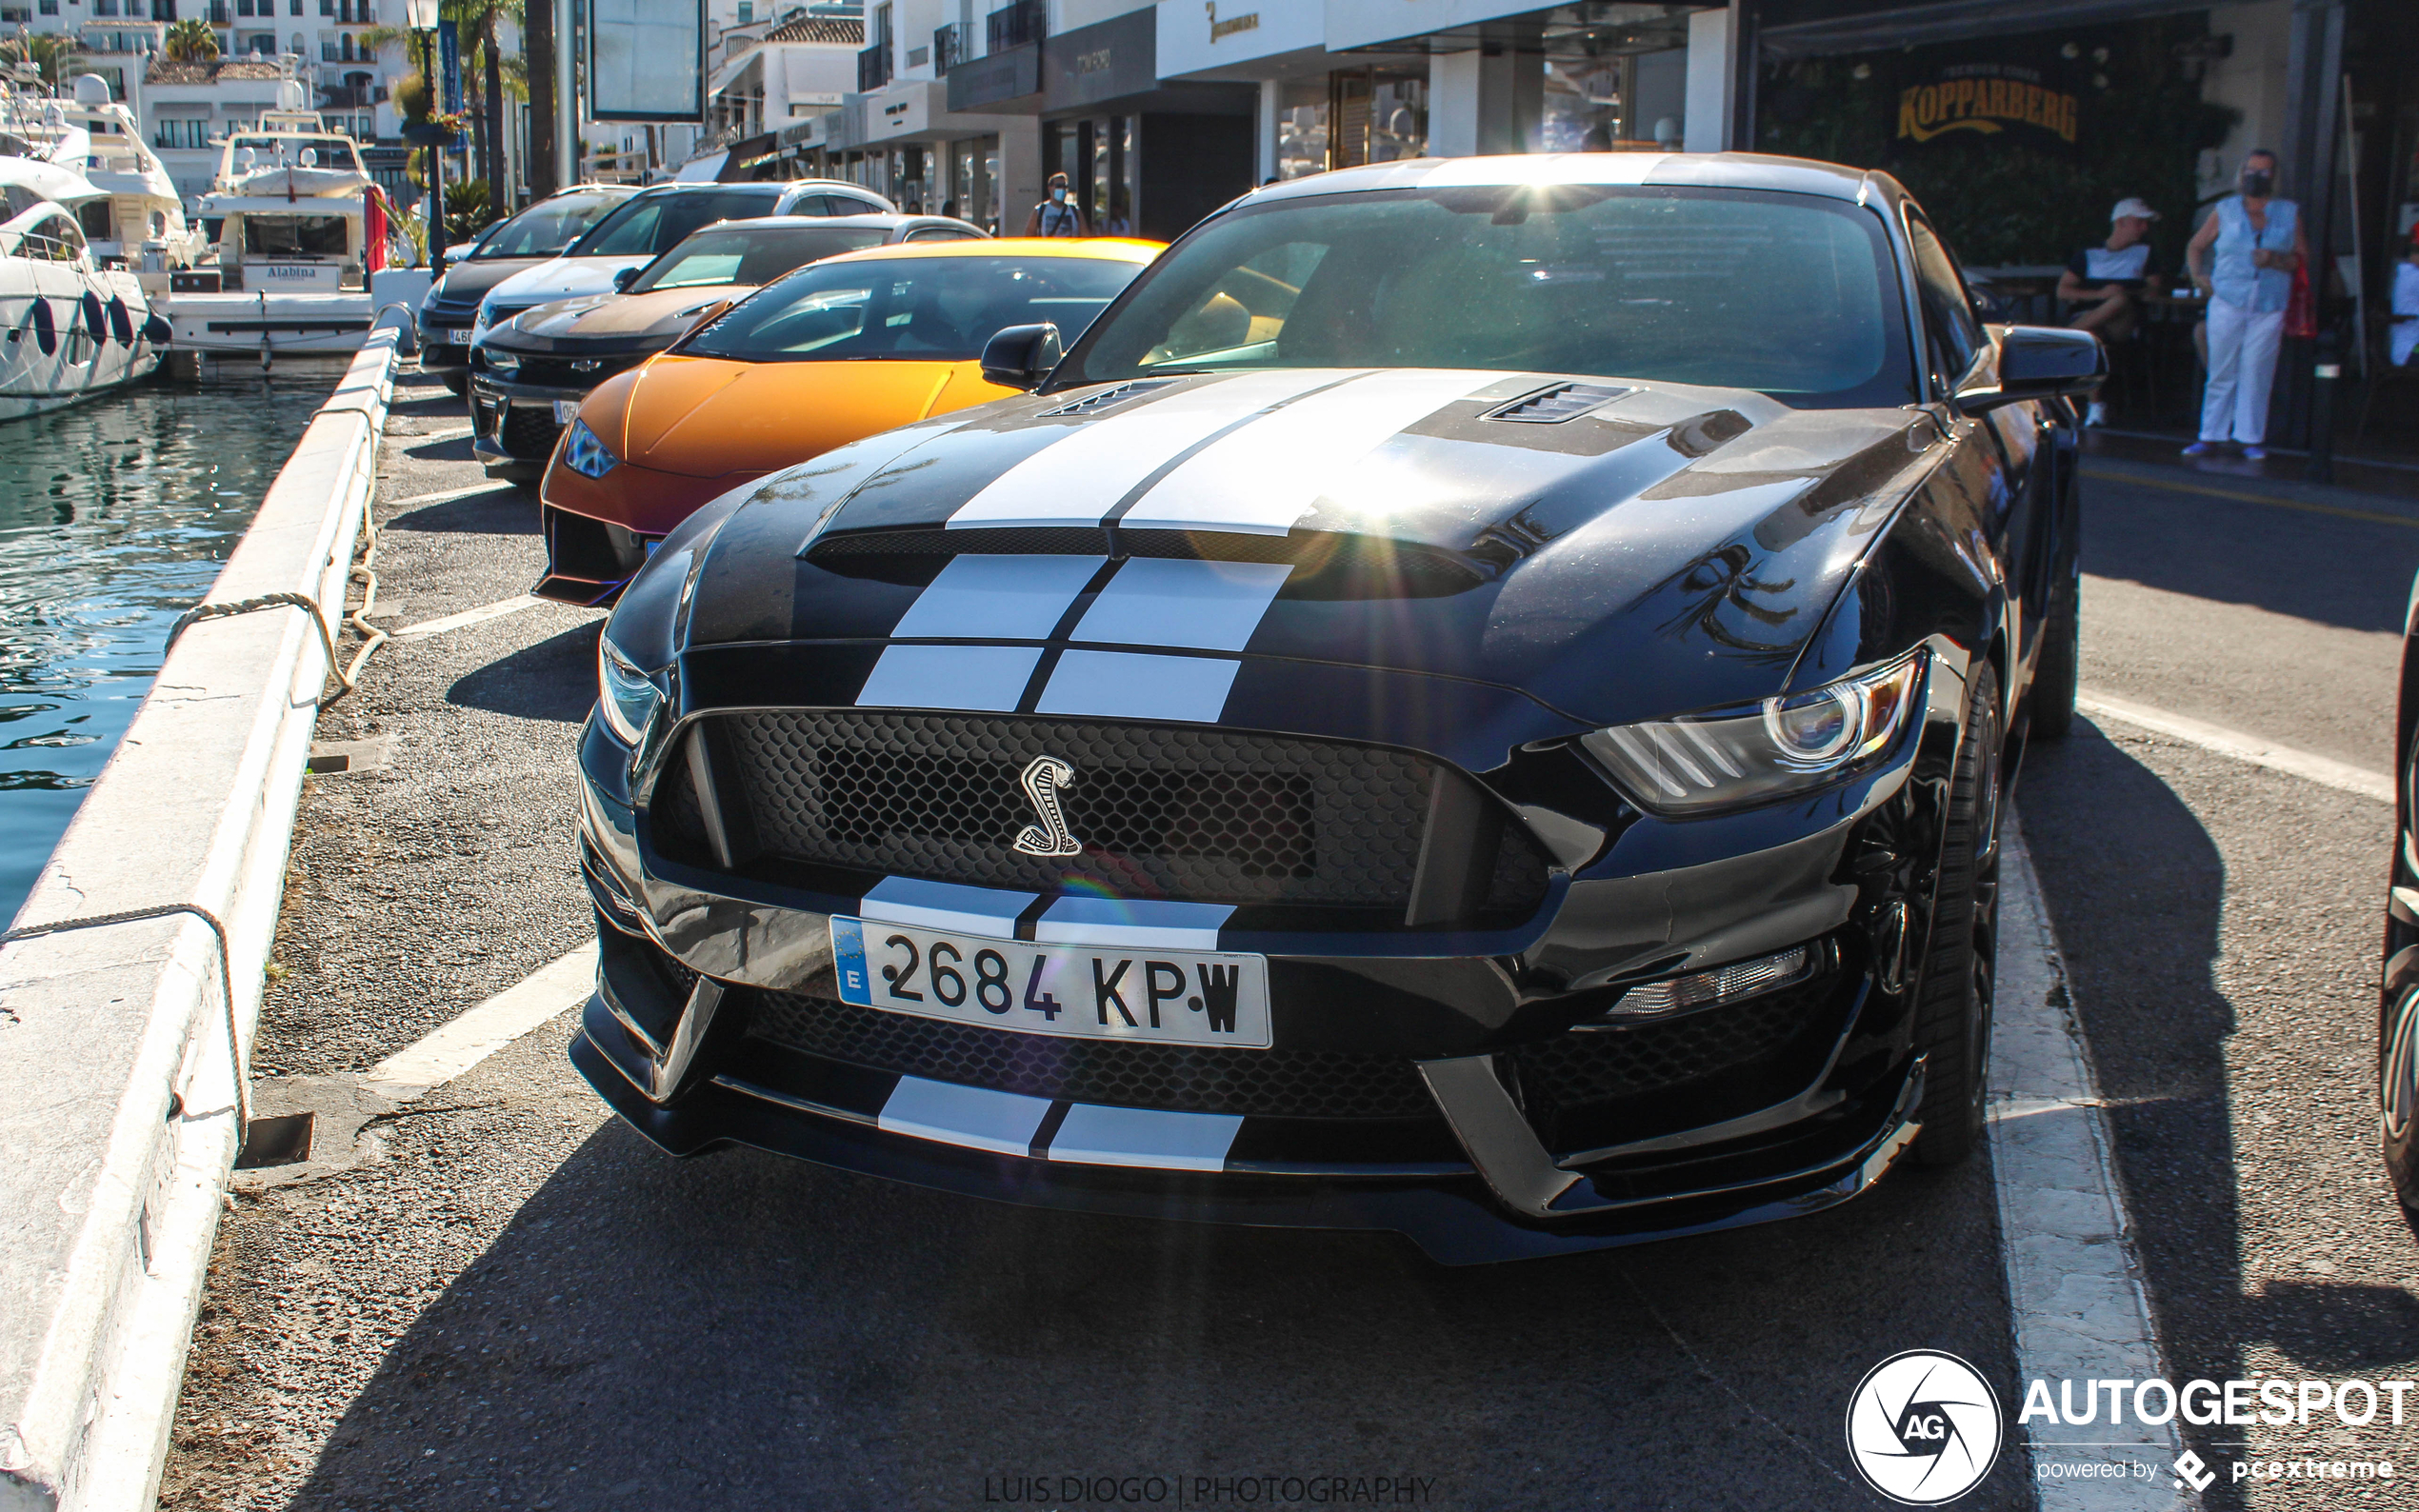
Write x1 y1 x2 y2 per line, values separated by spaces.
1895 62 2080 148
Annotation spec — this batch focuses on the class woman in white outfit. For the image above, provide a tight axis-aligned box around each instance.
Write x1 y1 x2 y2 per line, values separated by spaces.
2182 149 2308 459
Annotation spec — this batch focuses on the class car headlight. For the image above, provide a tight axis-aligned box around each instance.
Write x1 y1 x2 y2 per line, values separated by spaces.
483 347 520 377
472 302 493 337
596 638 664 745
1580 649 1927 815
562 416 616 478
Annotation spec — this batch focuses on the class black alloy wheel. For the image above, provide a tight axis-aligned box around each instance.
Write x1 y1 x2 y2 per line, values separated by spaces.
1912 661 2005 1167
2029 572 2080 740
2383 983 2419 1213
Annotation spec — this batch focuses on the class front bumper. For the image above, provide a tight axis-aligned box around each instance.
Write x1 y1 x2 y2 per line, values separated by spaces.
470 372 588 466
568 662 1961 1262
419 322 473 373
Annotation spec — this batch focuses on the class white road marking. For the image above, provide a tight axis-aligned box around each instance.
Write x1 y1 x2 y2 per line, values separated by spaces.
1991 823 2189 1509
2075 687 2392 804
386 481 511 508
363 944 597 1101
394 594 545 640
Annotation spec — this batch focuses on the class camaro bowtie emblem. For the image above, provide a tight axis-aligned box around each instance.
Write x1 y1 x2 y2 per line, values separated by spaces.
1012 755 1082 857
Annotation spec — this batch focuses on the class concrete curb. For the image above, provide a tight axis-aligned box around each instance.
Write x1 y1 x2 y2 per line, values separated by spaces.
0 333 398 1512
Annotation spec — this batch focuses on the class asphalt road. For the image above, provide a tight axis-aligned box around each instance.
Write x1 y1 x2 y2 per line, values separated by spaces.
151 372 2419 1510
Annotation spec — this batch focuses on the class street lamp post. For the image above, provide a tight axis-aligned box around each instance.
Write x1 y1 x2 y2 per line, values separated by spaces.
406 0 444 278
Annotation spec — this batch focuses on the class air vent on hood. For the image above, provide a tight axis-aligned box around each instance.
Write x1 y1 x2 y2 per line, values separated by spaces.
806 527 1489 599
1485 382 1630 424
1034 379 1176 418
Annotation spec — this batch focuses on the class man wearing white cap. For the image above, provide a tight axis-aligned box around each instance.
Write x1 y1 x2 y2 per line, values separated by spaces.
2056 196 2163 427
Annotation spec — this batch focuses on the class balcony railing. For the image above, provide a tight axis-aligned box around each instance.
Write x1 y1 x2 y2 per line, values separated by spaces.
855 40 890 91
932 22 962 72
985 0 1043 53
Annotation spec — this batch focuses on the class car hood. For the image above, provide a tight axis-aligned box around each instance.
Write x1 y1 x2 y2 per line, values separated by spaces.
489 286 745 350
482 253 648 310
590 354 1004 479
667 368 1950 729
423 255 548 318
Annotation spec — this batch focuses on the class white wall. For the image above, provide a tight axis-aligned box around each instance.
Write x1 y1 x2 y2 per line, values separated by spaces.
2200 0 2292 205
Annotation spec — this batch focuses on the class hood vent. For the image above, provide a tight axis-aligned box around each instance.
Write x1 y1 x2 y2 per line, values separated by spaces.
808 526 1488 599
1035 379 1176 418
1486 382 1629 424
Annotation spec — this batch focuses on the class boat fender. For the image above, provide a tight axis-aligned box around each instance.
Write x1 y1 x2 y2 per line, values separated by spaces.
79 291 105 347
107 296 132 347
142 311 172 346
30 298 55 356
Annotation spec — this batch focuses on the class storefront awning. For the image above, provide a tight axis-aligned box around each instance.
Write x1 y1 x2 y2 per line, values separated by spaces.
1757 0 2223 59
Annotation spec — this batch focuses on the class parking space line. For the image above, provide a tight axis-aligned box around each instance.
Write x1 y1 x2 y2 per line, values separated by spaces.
1993 823 2189 1507
362 945 596 1101
2075 688 2393 804
394 594 545 640
2079 463 2419 531
386 481 511 509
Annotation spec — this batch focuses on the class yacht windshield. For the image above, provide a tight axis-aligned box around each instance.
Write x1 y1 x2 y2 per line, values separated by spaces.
473 193 627 260
1055 185 1917 408
680 254 1145 363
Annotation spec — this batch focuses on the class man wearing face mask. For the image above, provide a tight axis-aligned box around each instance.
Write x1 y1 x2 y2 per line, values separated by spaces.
2182 149 2309 459
1022 172 1091 238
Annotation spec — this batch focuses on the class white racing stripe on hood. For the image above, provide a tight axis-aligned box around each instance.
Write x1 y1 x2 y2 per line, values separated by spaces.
889 553 1108 639
945 370 1349 530
1034 651 1240 723
1117 369 1508 535
1070 558 1289 651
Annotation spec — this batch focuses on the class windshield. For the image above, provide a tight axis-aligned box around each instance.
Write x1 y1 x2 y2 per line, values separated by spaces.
681 254 1146 363
631 225 891 292
1056 186 1915 408
568 189 778 260
473 192 626 260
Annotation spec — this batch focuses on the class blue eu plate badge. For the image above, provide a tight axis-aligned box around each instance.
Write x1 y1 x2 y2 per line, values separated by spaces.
831 915 871 1005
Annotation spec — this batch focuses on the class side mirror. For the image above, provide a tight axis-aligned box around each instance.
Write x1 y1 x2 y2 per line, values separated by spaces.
1954 326 2106 415
979 322 1062 391
611 265 641 293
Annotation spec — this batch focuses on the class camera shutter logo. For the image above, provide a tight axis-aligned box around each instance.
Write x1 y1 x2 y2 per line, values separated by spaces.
1012 755 1082 857
1845 1350 2003 1504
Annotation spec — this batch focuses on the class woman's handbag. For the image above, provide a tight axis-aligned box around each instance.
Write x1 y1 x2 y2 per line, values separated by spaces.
2285 261 2318 339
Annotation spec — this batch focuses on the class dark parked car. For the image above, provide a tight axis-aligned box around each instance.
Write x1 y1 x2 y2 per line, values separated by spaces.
2383 576 2419 1209
569 152 2100 1263
416 185 636 394
467 213 984 479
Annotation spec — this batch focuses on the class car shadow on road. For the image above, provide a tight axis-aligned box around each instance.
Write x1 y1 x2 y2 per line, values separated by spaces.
263 1058 2034 1511
446 624 599 724
2018 718 2415 1507
2083 477 2419 635
388 485 535 537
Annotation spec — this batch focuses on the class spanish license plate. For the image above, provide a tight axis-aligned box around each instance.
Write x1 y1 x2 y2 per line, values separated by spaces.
830 916 1271 1049
552 399 581 424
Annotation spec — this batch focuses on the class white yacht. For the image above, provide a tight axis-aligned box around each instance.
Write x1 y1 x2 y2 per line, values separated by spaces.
0 158 168 420
38 74 205 273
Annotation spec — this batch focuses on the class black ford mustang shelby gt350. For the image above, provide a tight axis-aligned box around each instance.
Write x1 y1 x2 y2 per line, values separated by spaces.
570 152 2102 1263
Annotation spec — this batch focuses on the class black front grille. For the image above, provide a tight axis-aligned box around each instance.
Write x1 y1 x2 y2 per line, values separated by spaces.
502 406 564 461
1508 977 1831 1120
749 990 1436 1120
516 352 644 388
693 711 1469 910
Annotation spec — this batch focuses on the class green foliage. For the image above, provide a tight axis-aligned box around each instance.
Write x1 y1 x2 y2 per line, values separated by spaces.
443 178 498 246
162 19 221 63
393 70 431 123
1757 14 2238 269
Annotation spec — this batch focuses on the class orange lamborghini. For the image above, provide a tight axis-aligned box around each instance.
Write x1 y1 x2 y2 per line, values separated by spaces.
533 237 1160 603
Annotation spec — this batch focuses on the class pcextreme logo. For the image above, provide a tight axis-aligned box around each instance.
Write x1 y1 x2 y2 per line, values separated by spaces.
1845 1351 2005 1504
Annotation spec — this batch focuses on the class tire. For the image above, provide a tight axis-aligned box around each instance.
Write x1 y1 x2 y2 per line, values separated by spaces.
2384 984 2419 1212
1912 662 2005 1167
439 369 470 397
2029 574 2079 739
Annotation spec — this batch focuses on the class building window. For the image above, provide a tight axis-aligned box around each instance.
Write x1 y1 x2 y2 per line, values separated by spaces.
92 0 115 12
735 0 750 19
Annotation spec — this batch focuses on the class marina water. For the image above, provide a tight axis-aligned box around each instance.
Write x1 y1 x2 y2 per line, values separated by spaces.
0 363 335 927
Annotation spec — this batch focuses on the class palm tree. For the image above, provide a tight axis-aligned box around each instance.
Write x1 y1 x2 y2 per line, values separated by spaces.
163 18 222 63
1 32 80 86
452 0 521 221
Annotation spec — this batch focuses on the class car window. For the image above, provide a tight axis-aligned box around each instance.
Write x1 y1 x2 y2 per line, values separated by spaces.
681 254 1146 363
570 189 778 258
631 226 891 292
1905 212 1982 392
472 192 624 259
1059 187 1917 408
905 227 978 243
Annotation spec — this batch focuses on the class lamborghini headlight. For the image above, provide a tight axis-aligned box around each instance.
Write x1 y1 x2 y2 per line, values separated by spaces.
562 416 617 478
596 638 663 746
1581 650 1926 815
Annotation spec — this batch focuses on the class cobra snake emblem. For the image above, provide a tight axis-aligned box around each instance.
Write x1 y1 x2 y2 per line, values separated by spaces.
1011 755 1082 857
